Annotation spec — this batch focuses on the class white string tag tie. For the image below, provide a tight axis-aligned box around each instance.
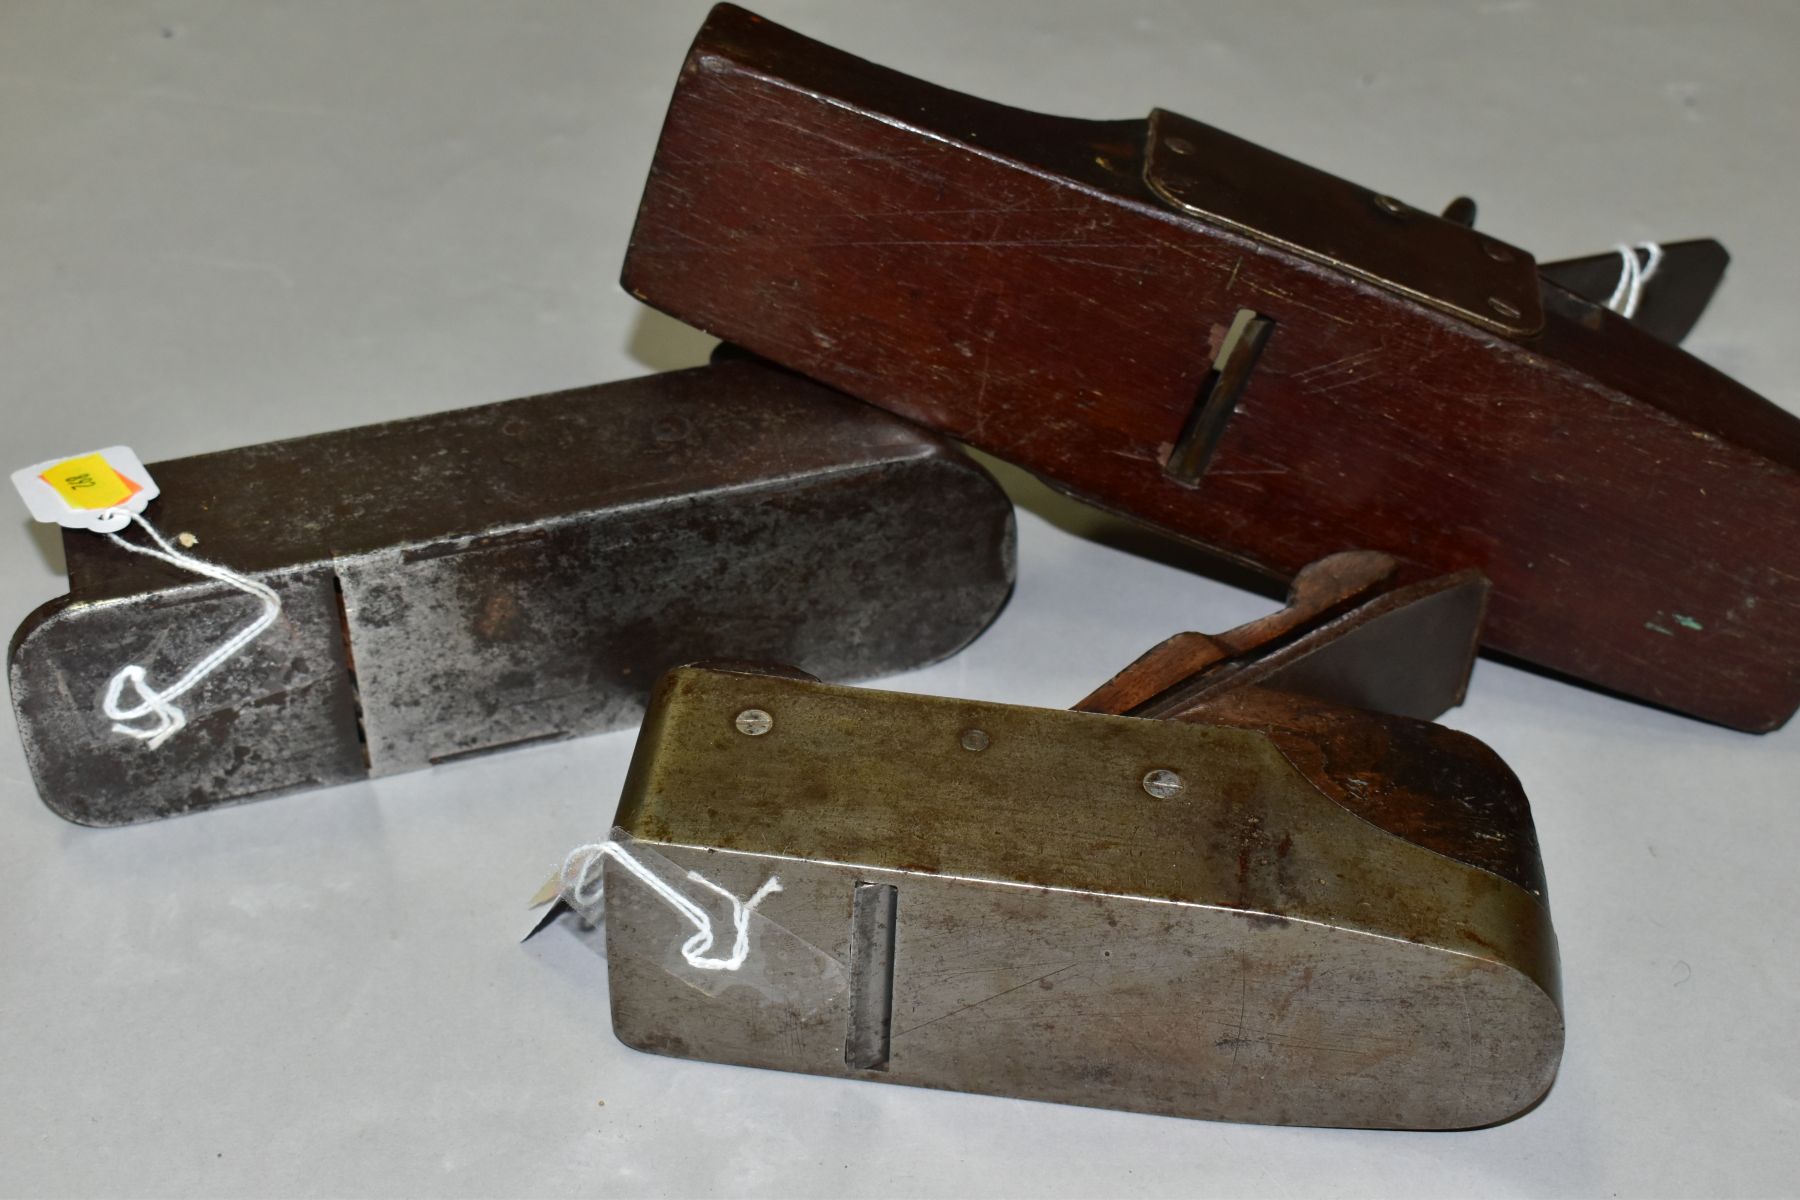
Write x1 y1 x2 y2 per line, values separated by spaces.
11 447 282 750
99 513 282 748
1606 241 1665 320
560 840 782 972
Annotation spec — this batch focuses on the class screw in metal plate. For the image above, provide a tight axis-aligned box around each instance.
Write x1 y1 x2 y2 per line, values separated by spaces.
960 729 990 752
1487 296 1523 320
1373 194 1410 217
734 708 773 736
1142 768 1185 799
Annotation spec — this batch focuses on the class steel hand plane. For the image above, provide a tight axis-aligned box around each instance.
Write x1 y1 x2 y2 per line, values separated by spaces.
600 553 1562 1129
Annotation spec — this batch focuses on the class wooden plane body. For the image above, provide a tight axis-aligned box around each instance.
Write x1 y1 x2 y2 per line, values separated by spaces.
623 4 1800 731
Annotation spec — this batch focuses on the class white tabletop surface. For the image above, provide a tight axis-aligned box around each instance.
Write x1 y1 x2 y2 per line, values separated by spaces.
2 2 1796 1196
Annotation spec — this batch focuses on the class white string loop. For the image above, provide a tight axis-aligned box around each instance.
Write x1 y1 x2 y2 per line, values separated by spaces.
560 841 782 972
100 512 282 749
1605 241 1665 320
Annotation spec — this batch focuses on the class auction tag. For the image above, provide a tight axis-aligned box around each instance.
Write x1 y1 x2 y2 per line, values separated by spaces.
11 446 159 533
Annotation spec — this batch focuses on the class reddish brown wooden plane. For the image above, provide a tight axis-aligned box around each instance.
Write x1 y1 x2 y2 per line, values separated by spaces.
623 4 1800 732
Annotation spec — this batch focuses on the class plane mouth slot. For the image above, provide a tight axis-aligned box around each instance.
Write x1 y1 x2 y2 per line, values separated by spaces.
1165 308 1275 486
330 572 372 773
845 881 898 1071
427 731 570 766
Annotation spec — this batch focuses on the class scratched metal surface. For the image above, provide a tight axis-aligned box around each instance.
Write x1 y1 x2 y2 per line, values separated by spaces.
609 668 1560 1129
10 364 1015 823
1 2 1797 1197
612 858 1555 1130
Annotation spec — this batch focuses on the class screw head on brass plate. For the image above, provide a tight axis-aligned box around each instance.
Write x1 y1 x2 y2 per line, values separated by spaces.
1141 768 1184 798
734 708 773 736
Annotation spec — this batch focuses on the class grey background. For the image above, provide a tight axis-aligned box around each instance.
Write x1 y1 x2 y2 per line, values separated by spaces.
2 1 1796 1196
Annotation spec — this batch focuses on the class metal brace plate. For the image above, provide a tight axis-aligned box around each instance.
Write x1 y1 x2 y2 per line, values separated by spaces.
1143 108 1544 336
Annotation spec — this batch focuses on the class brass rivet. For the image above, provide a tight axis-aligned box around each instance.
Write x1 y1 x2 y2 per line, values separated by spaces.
1487 296 1523 320
1374 194 1410 217
1166 136 1195 155
1142 769 1184 799
960 729 990 752
734 709 772 736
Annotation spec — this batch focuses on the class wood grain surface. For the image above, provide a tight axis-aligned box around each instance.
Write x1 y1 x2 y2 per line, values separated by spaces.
624 4 1800 731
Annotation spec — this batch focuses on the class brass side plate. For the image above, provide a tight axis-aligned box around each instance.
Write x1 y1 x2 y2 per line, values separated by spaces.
1143 108 1544 336
607 668 1563 1130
